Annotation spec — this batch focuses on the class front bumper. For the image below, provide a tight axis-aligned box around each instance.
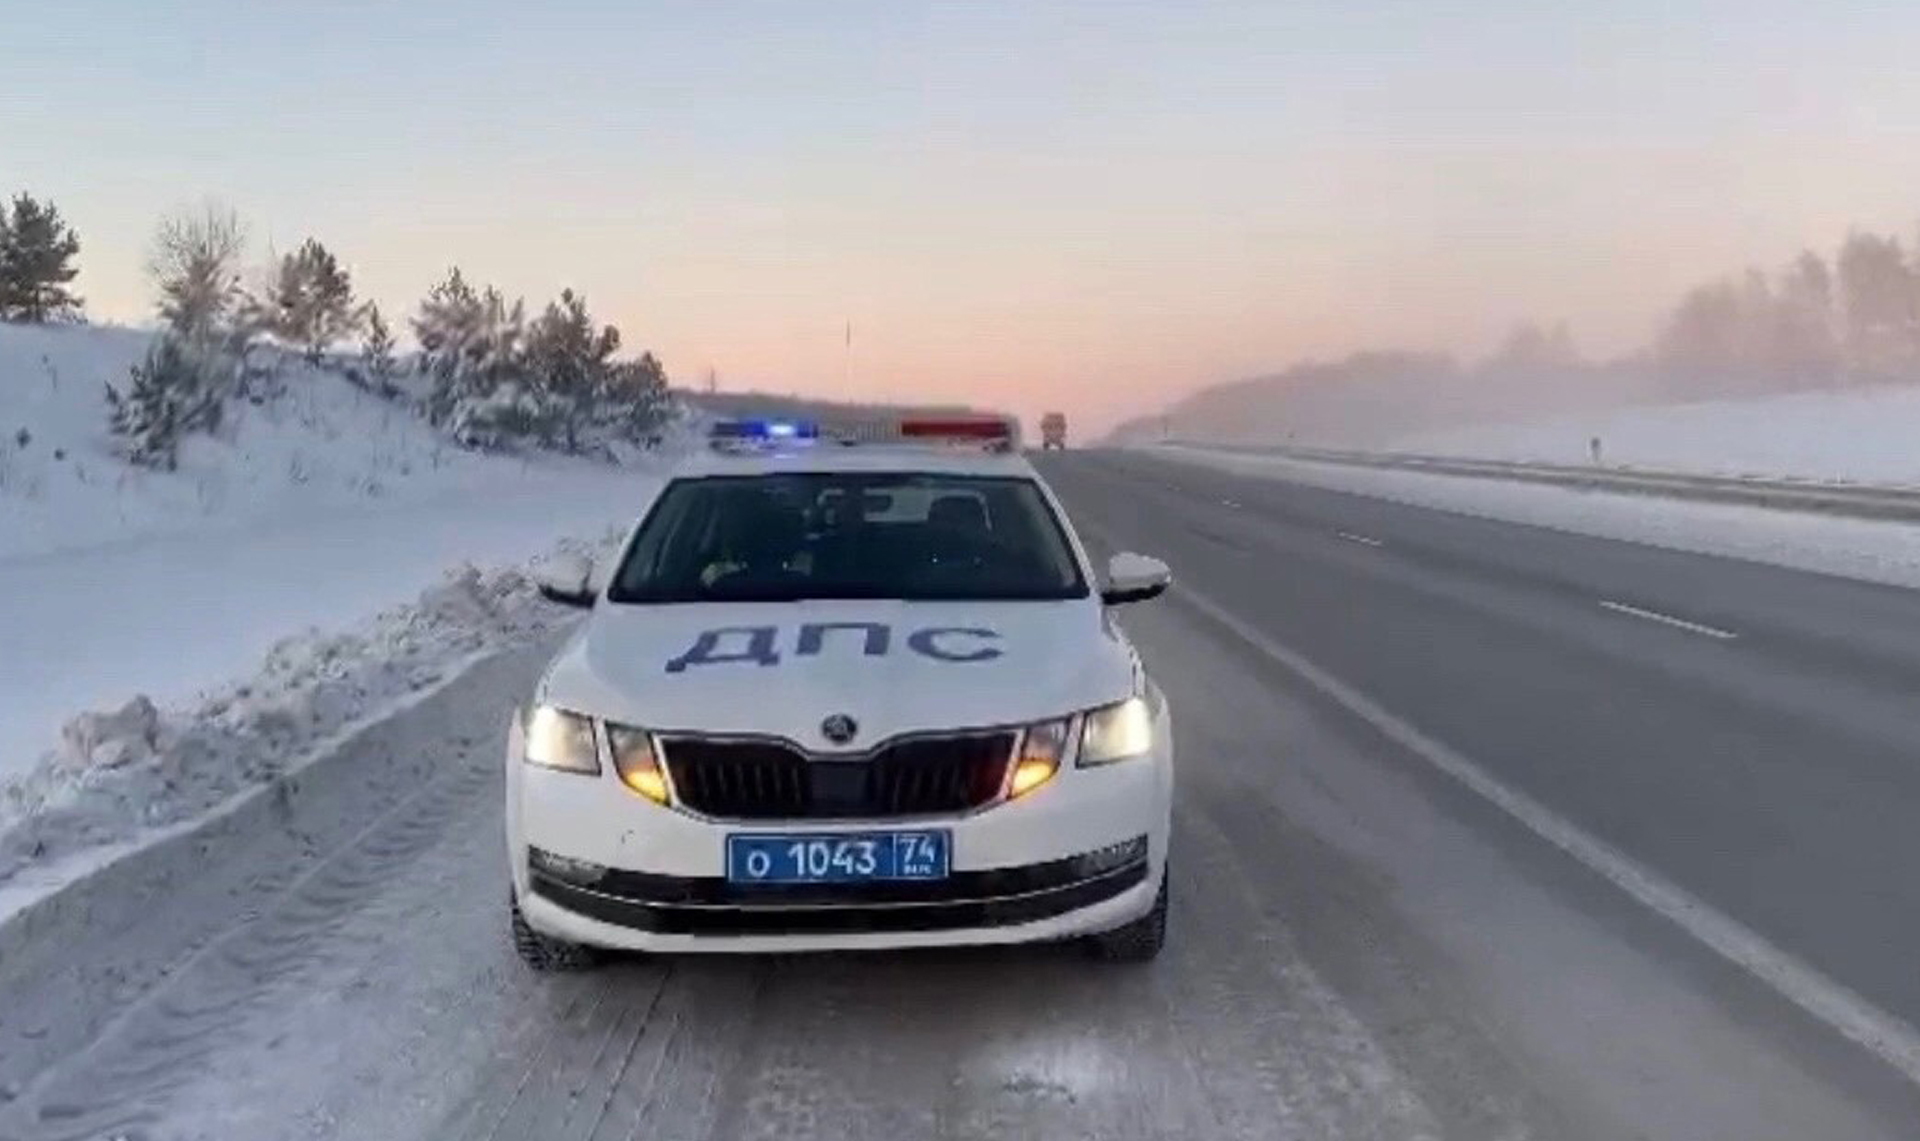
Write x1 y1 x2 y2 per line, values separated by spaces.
505 709 1173 953
527 836 1147 940
521 854 1162 954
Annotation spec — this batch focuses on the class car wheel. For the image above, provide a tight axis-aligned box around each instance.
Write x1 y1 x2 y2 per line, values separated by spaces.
511 893 599 971
1085 872 1168 963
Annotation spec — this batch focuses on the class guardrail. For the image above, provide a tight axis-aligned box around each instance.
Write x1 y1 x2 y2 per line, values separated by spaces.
1168 442 1920 523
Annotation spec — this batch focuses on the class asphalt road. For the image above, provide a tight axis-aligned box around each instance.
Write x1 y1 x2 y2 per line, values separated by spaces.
7 448 1920 1139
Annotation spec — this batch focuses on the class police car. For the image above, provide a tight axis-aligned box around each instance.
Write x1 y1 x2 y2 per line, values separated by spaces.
506 416 1174 966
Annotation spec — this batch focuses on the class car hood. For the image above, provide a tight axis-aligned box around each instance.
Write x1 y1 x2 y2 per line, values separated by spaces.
540 599 1137 749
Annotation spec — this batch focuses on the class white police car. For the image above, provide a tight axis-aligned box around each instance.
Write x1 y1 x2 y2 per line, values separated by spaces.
506 417 1174 966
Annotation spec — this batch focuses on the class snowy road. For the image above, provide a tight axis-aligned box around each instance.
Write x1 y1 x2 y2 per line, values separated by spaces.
7 451 1920 1138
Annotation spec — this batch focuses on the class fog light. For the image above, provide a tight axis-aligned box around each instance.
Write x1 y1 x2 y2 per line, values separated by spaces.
1009 717 1071 799
607 723 670 805
1075 836 1148 877
528 847 607 886
621 767 669 804
1009 757 1058 798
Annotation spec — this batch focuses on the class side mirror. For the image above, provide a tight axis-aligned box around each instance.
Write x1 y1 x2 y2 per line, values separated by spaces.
1101 552 1170 606
535 554 596 609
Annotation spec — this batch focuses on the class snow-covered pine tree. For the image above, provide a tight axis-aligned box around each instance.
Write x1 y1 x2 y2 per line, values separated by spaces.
475 287 527 393
262 248 308 348
358 301 399 394
105 336 227 469
411 272 670 454
609 351 671 445
0 193 83 323
265 238 358 361
446 287 534 447
411 269 535 445
115 205 254 456
412 267 487 422
305 243 358 358
524 288 620 451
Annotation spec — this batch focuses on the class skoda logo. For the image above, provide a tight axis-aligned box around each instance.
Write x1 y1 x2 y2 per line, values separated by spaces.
820 713 859 745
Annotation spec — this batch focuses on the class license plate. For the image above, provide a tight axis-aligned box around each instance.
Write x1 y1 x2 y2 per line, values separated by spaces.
726 831 950 884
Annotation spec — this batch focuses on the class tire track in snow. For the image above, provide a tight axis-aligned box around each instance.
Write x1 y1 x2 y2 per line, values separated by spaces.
581 959 772 1141
1151 795 1445 1141
0 741 499 1141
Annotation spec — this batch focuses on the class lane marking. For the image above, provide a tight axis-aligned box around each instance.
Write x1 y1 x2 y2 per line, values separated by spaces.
1221 498 1241 508
1336 531 1385 548
1162 574 1920 1089
1598 599 1738 641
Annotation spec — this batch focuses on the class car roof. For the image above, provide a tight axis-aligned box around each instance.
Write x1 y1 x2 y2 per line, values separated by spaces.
670 445 1042 480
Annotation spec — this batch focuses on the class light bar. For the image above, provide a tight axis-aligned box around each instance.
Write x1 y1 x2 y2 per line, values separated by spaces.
709 415 1016 452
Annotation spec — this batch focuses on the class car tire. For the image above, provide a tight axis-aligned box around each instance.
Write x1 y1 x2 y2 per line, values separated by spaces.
511 893 599 972
1085 872 1168 963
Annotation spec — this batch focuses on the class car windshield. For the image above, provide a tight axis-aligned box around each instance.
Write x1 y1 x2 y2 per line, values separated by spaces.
609 472 1087 603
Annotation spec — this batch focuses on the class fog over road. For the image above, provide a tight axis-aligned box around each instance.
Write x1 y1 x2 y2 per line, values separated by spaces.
7 450 1920 1140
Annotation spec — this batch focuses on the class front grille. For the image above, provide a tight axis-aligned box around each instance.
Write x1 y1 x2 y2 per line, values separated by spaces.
659 732 1015 820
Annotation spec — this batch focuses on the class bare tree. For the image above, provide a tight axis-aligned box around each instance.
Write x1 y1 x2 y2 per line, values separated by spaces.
148 203 247 343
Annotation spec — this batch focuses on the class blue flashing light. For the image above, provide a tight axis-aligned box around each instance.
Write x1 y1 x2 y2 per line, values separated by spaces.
708 418 820 448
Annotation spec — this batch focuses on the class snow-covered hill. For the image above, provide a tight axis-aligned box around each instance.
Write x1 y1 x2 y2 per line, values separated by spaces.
0 322 605 560
1 322 680 790
1387 384 1920 486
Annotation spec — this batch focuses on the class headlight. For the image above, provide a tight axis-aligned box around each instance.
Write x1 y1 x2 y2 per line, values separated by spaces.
522 705 600 774
1009 717 1071 798
607 723 670 805
1078 696 1153 766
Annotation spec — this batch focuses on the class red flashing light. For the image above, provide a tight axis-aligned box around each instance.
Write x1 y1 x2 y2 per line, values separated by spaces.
899 418 1011 439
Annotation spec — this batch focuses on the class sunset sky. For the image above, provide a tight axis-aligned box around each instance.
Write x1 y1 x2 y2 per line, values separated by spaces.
8 0 1920 433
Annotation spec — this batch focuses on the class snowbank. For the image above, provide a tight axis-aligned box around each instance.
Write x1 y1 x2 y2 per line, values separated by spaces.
0 468 663 779
1388 383 1920 486
0 532 619 888
1159 445 1920 591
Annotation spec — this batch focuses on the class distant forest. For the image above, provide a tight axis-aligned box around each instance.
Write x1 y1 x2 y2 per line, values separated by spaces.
1115 224 1920 446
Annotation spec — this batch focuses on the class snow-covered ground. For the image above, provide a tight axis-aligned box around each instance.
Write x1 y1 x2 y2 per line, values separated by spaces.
0 322 674 884
1386 382 1920 486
